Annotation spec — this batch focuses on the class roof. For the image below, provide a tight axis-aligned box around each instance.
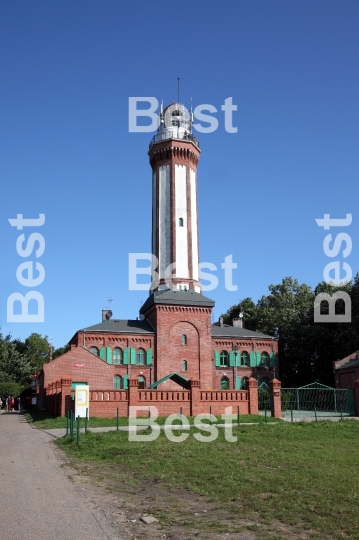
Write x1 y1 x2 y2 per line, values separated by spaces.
140 289 215 313
79 319 155 334
211 324 275 339
335 356 359 370
148 372 190 389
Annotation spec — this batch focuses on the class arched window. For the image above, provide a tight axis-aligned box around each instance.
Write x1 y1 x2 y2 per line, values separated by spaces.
113 348 122 364
220 351 228 366
261 352 270 367
241 351 249 366
113 375 122 390
179 217 184 227
181 334 187 345
220 377 229 390
182 360 187 371
138 375 146 389
90 346 99 356
241 377 249 390
136 348 145 365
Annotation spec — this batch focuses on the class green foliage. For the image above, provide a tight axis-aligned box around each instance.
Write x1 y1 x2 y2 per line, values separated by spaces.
0 381 23 400
222 274 359 387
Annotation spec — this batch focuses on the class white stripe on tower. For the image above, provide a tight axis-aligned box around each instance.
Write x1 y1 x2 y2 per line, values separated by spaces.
190 168 199 281
152 170 157 257
175 164 189 278
159 165 171 279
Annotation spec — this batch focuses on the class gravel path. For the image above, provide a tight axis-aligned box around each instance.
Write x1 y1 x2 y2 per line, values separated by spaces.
0 412 124 540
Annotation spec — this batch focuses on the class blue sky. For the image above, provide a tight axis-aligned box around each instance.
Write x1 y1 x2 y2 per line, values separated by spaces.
0 0 358 348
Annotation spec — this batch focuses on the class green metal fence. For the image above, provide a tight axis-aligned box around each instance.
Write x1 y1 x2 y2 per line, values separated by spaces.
258 381 271 412
281 383 356 418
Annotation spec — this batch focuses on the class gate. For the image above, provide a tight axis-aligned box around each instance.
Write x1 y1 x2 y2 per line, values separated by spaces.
281 382 355 418
258 381 271 412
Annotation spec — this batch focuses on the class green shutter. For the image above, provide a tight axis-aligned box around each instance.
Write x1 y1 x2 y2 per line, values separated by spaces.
100 346 106 360
214 350 220 367
236 352 241 367
256 352 261 366
123 375 129 390
106 347 113 364
130 347 136 364
146 348 153 365
235 376 241 390
270 351 275 368
229 351 235 367
123 348 129 365
250 351 256 367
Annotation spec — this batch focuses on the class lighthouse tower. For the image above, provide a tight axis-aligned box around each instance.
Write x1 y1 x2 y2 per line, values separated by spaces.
149 103 201 293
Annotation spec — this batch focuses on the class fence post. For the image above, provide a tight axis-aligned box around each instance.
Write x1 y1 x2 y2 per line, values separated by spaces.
76 415 80 444
290 404 293 423
66 411 69 436
237 405 240 426
314 405 317 421
85 408 88 433
265 403 267 423
248 378 258 415
269 378 282 418
116 407 119 430
210 406 212 425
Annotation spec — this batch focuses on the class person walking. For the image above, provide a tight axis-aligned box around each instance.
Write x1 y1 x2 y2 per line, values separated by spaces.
0 397 3 411
17 397 21 413
5 396 10 412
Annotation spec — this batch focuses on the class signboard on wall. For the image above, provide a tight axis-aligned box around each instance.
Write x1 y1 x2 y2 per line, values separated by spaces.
74 385 89 418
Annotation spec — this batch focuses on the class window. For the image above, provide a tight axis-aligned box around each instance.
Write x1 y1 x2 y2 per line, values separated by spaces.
241 351 249 366
261 352 270 367
221 377 229 390
179 217 184 227
242 377 249 390
182 360 187 371
113 348 122 364
138 375 146 389
90 347 99 356
113 375 122 390
181 334 187 345
220 351 228 366
136 348 145 365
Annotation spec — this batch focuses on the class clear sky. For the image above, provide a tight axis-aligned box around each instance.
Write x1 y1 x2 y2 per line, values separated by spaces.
0 0 358 348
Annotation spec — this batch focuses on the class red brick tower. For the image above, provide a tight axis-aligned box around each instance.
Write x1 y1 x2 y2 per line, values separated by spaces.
149 103 201 293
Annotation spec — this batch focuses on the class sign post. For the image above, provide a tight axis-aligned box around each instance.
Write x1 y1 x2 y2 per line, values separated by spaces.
74 385 89 419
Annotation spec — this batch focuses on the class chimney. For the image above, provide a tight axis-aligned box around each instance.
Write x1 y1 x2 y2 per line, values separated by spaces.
219 316 224 327
102 309 112 322
232 318 243 328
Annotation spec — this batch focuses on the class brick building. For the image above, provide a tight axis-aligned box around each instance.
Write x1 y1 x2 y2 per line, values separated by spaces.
39 102 279 416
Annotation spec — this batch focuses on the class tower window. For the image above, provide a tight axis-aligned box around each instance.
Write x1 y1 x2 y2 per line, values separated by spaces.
179 217 184 227
136 348 145 365
182 360 188 371
261 352 270 367
241 351 249 366
181 334 187 345
221 377 229 390
90 347 99 356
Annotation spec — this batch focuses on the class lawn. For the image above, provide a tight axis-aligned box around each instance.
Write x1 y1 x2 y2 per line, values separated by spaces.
56 420 359 539
25 409 278 429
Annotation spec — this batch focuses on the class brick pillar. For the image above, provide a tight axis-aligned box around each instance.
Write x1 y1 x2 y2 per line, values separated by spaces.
248 377 258 415
190 377 201 417
128 375 139 417
354 379 359 416
270 378 282 418
60 379 72 417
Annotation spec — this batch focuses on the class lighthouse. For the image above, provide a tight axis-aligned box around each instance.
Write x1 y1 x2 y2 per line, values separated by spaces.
149 102 202 293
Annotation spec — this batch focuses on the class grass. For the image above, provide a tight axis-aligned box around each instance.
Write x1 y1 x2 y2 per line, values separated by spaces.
56 420 359 539
25 409 279 429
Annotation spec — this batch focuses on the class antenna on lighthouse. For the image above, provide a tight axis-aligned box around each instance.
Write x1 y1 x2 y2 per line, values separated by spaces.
177 77 180 102
107 296 113 309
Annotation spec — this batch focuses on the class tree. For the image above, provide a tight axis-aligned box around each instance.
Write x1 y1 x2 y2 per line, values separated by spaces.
23 333 51 372
221 275 359 387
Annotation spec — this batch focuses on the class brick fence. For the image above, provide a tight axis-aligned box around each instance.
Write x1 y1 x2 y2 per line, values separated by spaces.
44 376 283 418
